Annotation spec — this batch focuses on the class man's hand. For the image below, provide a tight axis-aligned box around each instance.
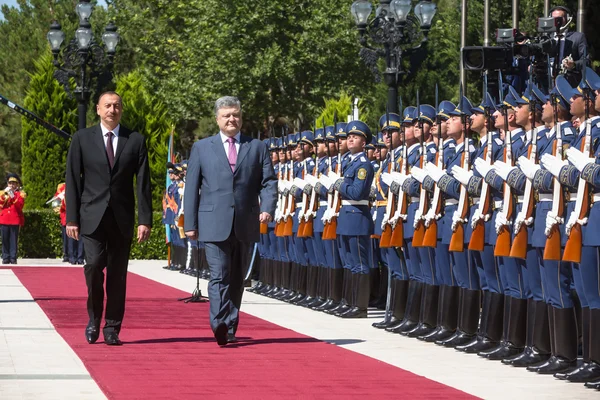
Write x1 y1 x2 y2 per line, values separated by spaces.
259 212 273 224
185 230 198 241
137 224 151 244
66 222 79 241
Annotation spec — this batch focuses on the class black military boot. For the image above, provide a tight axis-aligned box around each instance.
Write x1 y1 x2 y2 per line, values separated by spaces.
503 299 551 367
387 280 423 334
437 288 480 347
326 269 351 315
336 273 358 317
274 262 291 300
373 265 389 310
281 263 300 302
373 278 408 329
405 284 439 338
290 265 308 304
341 273 370 318
420 285 460 342
314 267 336 311
298 265 318 307
456 291 503 353
368 267 381 308
267 260 283 298
479 296 527 360
255 258 271 295
529 306 577 374
560 308 600 382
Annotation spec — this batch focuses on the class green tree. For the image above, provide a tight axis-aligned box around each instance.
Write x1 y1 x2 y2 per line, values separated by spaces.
115 70 174 211
21 53 77 209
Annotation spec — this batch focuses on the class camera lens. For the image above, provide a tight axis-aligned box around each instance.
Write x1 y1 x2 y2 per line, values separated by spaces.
464 48 484 70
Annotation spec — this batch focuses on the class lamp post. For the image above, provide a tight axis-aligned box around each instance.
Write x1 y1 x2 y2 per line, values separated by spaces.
351 0 437 113
47 0 119 131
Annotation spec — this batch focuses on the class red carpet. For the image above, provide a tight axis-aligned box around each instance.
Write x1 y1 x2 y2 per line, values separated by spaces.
13 267 476 399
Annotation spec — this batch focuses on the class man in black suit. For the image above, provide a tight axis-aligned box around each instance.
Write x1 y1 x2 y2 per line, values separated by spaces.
184 96 277 346
550 6 589 87
66 91 152 346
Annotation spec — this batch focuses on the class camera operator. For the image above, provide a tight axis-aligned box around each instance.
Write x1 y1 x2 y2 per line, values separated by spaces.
548 6 588 87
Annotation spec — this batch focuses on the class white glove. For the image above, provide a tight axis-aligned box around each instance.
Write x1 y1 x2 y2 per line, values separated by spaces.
424 162 446 183
293 177 307 190
451 210 463 232
545 211 563 237
320 175 334 191
424 208 435 227
470 209 482 229
518 156 540 180
304 174 319 186
541 153 567 177
328 171 341 180
495 212 510 234
413 209 423 229
411 166 428 183
390 171 408 185
494 160 516 180
451 165 473 186
566 147 595 172
474 158 494 178
380 215 389 231
381 172 394 187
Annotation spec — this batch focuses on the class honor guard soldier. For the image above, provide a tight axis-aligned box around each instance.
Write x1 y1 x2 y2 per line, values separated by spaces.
416 100 460 343
449 93 505 353
519 76 578 375
0 173 26 264
422 96 480 347
313 124 345 312
372 112 409 329
540 69 600 387
320 120 375 318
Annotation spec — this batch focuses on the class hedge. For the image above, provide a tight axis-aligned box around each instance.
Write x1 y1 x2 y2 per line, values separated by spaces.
15 209 168 260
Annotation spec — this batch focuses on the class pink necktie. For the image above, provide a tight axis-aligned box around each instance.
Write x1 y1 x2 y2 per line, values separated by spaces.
227 137 237 172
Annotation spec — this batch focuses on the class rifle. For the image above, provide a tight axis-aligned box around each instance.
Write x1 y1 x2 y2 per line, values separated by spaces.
563 49 591 263
423 85 443 248
389 101 408 247
544 75 564 260
380 105 399 248
300 120 322 237
469 74 493 251
449 86 470 252
297 126 312 237
0 93 71 140
494 71 515 257
510 67 538 259
323 112 342 240
412 91 428 247
283 127 295 237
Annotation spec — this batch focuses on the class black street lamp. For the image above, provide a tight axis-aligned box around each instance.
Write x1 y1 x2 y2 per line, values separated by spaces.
47 0 119 131
351 0 438 113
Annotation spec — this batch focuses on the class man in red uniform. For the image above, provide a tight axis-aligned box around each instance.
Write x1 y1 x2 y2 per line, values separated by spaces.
0 173 26 264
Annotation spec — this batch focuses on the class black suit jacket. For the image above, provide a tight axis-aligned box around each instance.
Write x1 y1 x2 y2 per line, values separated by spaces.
559 31 588 86
66 124 152 237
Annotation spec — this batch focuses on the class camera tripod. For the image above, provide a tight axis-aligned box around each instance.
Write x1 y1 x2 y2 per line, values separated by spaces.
178 240 209 303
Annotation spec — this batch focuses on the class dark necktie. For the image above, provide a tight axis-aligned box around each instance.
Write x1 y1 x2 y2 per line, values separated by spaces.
227 137 237 172
106 131 115 168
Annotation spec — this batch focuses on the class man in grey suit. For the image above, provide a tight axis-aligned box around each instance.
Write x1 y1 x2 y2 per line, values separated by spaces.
184 96 277 346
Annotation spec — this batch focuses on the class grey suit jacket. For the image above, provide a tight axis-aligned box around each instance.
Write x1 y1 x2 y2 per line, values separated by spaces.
183 133 277 243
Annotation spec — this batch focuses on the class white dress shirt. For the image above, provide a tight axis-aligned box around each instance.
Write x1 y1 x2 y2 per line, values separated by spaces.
100 123 120 157
220 131 241 157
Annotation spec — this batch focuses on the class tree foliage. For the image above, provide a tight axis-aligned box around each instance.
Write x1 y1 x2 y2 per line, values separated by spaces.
115 70 174 211
21 53 77 209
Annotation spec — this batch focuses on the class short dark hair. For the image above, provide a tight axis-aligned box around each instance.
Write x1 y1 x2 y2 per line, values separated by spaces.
97 91 122 104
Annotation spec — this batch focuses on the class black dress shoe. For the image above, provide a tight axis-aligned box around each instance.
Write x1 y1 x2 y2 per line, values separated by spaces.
436 330 475 347
456 336 499 354
584 379 600 390
339 307 367 318
478 341 523 360
227 333 238 344
560 362 600 383
554 363 586 380
502 347 550 367
214 323 228 346
403 323 436 338
527 356 576 374
85 323 100 344
372 317 400 329
104 332 122 346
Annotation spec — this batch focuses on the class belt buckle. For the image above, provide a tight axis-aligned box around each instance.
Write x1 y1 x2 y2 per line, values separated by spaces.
534 191 539 203
564 191 570 202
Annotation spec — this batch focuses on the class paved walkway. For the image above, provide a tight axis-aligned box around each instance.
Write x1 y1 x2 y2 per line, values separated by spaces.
1 259 598 399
